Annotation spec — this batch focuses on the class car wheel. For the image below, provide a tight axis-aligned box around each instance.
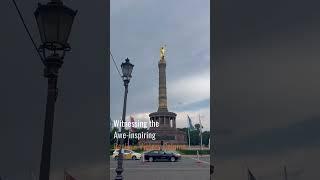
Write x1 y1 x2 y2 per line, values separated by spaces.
149 157 153 162
132 156 137 160
170 157 176 162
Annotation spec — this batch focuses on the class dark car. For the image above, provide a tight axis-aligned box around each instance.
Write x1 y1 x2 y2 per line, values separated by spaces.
143 150 181 162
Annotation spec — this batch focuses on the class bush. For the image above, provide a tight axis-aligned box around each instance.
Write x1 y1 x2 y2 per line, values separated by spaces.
177 149 210 155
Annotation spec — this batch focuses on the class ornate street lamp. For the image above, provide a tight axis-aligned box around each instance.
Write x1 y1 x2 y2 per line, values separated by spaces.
34 1 76 180
115 58 134 180
121 58 134 82
35 0 77 58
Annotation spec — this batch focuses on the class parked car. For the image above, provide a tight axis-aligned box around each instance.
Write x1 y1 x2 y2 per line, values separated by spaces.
143 150 181 162
112 149 142 160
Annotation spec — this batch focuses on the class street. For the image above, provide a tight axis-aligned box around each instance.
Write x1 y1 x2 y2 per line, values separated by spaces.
110 156 210 180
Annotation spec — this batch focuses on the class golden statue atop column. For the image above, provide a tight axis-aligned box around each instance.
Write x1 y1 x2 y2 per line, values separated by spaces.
160 46 166 60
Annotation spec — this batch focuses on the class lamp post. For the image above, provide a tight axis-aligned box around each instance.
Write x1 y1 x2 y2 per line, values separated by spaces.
34 1 76 180
115 58 134 180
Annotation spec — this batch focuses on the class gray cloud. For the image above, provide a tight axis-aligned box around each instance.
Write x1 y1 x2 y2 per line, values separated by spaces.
110 0 210 129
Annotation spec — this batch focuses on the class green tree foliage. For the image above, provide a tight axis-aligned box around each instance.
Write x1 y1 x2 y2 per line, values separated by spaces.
194 123 201 131
177 126 210 146
202 131 210 146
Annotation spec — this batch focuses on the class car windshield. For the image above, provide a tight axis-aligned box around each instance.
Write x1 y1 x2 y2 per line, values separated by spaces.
158 151 165 154
114 149 130 153
165 151 177 154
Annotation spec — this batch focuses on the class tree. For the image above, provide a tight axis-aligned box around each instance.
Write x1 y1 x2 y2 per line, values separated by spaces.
202 131 210 146
179 126 211 146
194 123 201 131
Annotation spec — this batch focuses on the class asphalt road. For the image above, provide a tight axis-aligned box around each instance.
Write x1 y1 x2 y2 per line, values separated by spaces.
109 156 210 180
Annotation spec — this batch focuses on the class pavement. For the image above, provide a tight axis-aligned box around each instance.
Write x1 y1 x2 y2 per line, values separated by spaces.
109 156 210 180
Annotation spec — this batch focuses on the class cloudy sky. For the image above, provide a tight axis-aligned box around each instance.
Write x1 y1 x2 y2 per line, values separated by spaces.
110 0 210 131
214 0 320 179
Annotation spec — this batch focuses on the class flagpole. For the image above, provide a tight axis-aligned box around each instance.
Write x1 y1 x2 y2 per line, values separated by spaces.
188 126 190 149
187 115 194 150
199 114 203 151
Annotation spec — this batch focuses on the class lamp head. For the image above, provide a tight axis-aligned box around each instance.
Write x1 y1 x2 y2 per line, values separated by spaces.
121 58 134 82
34 1 77 58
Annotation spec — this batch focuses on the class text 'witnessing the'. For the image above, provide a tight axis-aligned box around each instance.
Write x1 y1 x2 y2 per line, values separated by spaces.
113 120 160 129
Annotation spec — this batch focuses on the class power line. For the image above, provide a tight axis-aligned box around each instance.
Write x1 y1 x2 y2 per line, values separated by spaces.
109 50 123 79
12 0 45 64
